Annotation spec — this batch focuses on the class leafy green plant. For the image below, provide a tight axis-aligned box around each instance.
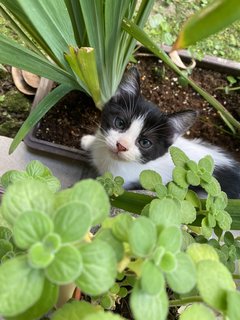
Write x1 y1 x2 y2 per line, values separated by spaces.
216 75 240 94
0 0 154 153
0 149 240 320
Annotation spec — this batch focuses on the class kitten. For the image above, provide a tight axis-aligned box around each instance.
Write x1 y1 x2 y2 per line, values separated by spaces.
81 67 240 198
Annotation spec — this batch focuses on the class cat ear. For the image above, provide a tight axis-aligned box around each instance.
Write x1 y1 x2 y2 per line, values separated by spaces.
168 110 198 142
113 67 140 101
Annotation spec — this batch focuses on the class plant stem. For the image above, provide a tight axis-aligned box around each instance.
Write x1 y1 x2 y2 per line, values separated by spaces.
169 296 203 307
232 274 240 280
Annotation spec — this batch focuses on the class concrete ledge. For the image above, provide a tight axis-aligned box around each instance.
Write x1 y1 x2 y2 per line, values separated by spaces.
0 136 96 189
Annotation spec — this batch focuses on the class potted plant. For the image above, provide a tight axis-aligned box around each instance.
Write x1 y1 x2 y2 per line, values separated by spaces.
0 148 240 320
0 0 239 161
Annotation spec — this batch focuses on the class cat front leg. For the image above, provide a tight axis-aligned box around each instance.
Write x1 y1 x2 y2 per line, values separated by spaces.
81 134 96 151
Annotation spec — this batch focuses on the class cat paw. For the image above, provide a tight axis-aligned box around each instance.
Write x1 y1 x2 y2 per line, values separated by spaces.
81 135 96 151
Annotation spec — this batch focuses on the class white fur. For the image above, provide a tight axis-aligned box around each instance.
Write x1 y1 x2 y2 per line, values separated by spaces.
82 132 234 188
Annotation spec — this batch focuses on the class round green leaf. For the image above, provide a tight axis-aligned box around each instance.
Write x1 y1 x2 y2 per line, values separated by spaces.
53 201 91 243
51 300 101 320
185 190 201 209
167 182 187 200
201 177 221 197
141 261 165 295
130 280 168 320
198 156 214 174
201 217 213 239
186 170 200 186
45 245 82 284
197 260 235 311
29 242 55 269
0 170 28 189
155 184 168 199
26 160 50 177
173 167 188 188
13 210 54 249
180 303 215 320
149 198 181 228
95 228 124 262
159 251 177 273
7 279 59 320
170 146 189 167
85 311 125 320
158 226 182 253
72 179 110 225
166 252 196 294
180 200 196 224
226 290 240 320
216 210 232 230
187 243 219 264
76 240 117 295
0 256 44 317
112 213 133 242
1 180 54 226
129 216 157 257
43 232 61 252
139 170 162 191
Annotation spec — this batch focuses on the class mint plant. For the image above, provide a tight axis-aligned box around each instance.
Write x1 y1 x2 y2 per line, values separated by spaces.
0 154 240 320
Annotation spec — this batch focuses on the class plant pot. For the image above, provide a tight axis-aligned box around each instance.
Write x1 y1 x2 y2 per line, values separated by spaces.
24 48 240 163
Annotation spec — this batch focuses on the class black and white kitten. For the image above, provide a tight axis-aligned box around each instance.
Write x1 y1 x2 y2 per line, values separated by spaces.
81 67 240 198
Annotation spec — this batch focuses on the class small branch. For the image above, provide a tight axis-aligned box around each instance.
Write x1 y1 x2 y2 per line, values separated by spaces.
169 296 203 307
233 274 240 280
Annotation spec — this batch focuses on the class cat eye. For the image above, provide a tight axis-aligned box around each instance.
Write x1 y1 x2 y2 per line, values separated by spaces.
114 117 125 130
139 138 152 149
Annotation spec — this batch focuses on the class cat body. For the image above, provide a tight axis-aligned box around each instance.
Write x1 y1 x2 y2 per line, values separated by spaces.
81 68 240 198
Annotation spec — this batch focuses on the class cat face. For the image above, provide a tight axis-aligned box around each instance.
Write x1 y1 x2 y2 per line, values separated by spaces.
98 67 197 164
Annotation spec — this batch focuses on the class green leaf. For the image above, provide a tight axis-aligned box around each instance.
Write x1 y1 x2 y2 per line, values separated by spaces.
198 156 214 174
149 198 181 228
85 312 125 320
72 179 110 225
0 171 28 189
201 177 221 197
226 290 240 320
186 160 198 173
180 200 196 224
170 146 189 167
187 243 219 264
10 84 73 153
130 281 168 320
224 231 235 246
172 167 188 188
216 210 232 230
186 170 200 186
166 252 196 294
159 252 177 273
29 242 55 269
111 213 133 242
0 239 13 260
76 240 117 295
53 201 91 243
185 190 201 208
95 228 124 262
201 217 213 239
174 0 240 49
51 300 101 320
7 279 59 320
129 216 157 257
167 182 187 200
197 260 235 311
158 226 182 253
45 245 82 285
140 261 165 295
179 303 215 320
1 180 54 226
26 160 51 177
0 226 12 241
13 210 54 249
155 184 168 199
139 170 162 191
0 256 44 317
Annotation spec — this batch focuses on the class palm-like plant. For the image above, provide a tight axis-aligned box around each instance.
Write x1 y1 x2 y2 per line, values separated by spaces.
0 0 154 152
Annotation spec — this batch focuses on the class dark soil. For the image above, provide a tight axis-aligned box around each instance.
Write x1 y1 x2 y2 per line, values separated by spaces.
35 56 240 162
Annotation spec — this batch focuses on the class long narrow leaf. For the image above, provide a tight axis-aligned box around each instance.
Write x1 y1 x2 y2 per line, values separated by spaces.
0 34 78 87
122 19 240 132
0 0 77 68
174 0 240 50
9 84 73 154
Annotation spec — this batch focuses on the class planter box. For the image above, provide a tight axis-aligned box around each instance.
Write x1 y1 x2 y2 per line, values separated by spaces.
24 48 240 162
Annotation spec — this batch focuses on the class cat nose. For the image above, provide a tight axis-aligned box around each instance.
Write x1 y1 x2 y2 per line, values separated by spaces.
116 142 128 152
